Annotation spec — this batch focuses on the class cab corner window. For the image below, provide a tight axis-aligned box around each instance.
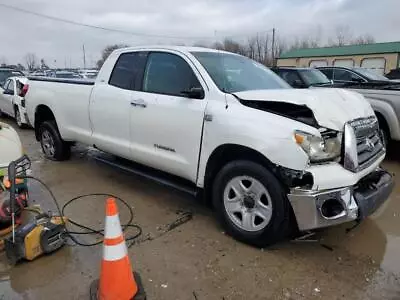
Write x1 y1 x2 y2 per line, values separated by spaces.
143 52 202 98
108 52 145 90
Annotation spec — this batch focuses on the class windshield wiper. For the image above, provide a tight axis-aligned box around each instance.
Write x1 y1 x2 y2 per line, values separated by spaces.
309 82 332 86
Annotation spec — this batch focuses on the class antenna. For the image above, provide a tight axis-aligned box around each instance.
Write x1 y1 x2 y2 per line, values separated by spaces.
215 30 229 109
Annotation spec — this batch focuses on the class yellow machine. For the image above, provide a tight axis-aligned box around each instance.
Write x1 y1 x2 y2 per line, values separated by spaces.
5 213 67 264
2 155 67 264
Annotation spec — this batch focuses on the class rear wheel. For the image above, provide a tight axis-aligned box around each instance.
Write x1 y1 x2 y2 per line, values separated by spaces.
212 160 291 247
39 121 71 161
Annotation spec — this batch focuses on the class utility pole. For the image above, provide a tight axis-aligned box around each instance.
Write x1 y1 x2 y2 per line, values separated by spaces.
271 27 276 67
83 44 86 70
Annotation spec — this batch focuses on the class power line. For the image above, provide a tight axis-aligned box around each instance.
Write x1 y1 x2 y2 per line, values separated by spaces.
0 3 273 41
0 3 213 40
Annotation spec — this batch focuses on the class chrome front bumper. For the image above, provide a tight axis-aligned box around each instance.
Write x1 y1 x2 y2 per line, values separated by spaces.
288 169 394 231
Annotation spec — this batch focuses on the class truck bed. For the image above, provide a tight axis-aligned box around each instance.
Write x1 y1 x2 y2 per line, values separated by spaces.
26 76 95 142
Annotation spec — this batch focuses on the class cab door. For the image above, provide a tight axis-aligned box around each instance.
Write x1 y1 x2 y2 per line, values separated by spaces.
89 51 147 159
129 51 208 182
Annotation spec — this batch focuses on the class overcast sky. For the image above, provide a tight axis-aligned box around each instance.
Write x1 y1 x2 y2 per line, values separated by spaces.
0 0 399 68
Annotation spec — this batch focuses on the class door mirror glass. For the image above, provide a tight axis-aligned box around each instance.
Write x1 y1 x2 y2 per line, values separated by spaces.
180 87 204 99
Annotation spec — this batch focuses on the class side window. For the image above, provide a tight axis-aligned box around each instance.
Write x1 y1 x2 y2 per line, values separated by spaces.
280 70 302 86
350 73 364 82
333 69 352 81
143 52 201 97
319 68 333 79
3 79 11 91
109 52 147 90
8 80 15 93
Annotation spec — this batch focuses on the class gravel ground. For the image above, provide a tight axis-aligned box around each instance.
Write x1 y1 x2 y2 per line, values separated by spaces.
0 116 399 300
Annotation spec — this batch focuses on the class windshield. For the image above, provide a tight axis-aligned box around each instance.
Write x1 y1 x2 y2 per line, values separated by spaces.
298 69 331 85
0 70 23 85
352 68 389 81
191 52 290 93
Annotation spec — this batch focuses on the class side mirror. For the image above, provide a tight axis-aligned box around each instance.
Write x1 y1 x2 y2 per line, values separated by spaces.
292 79 306 88
3 89 13 95
180 87 204 99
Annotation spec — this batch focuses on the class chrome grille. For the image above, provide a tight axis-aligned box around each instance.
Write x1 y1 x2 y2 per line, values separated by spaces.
344 117 385 172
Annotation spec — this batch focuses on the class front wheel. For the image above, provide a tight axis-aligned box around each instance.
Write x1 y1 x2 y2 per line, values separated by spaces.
212 160 291 247
39 121 71 161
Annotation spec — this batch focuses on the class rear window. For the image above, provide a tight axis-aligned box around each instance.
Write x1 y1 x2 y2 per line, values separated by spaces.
109 52 147 90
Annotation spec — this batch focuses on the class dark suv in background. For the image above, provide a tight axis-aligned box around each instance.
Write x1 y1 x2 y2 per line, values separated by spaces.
271 67 335 88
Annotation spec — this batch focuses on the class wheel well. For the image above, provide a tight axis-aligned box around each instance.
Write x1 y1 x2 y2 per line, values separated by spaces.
203 144 281 204
375 111 390 139
34 105 55 140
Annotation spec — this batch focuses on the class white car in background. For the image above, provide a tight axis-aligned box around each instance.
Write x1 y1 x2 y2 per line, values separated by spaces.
78 69 98 79
0 77 30 128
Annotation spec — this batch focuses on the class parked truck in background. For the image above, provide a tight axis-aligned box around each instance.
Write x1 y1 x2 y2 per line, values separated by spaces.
24 46 393 246
318 66 400 145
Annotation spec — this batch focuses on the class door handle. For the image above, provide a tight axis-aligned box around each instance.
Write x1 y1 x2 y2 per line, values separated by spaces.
130 99 147 108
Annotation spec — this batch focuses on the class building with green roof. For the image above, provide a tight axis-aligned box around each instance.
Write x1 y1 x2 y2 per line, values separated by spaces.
277 41 400 74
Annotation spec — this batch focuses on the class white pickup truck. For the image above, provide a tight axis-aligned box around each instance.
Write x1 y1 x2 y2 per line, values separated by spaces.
25 46 393 246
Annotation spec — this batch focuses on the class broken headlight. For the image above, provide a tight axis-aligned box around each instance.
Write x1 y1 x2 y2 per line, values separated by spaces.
294 130 342 163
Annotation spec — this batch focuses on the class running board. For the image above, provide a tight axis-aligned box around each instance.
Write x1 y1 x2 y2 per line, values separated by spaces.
93 154 198 197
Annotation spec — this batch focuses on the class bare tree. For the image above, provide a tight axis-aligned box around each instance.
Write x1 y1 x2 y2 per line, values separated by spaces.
332 25 353 46
25 53 37 71
96 44 129 69
273 37 287 63
351 34 375 45
263 34 270 65
247 37 257 60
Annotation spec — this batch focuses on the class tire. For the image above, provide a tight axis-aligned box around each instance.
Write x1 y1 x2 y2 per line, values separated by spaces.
15 108 26 129
39 121 71 161
212 160 291 247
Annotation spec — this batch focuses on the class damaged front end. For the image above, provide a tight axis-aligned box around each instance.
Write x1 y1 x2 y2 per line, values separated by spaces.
236 95 392 232
239 99 319 128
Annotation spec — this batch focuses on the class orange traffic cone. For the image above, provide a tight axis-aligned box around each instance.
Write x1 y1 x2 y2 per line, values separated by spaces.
90 198 146 300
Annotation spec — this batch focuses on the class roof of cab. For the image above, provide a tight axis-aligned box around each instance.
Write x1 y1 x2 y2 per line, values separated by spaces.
114 45 233 55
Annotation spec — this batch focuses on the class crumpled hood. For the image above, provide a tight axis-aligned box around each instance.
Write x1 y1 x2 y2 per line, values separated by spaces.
234 88 374 131
0 122 23 169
